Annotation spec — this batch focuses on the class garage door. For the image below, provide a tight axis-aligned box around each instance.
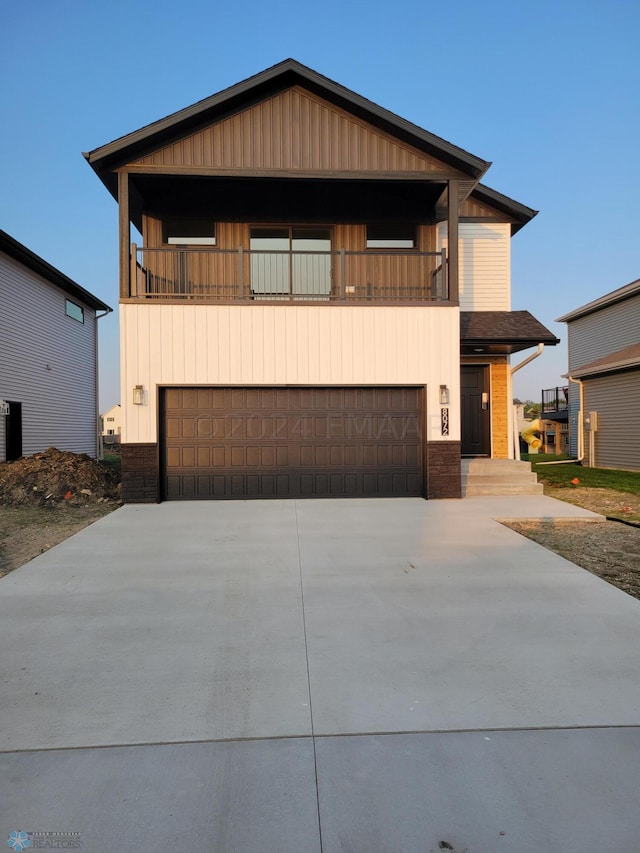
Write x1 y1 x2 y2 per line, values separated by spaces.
162 387 424 500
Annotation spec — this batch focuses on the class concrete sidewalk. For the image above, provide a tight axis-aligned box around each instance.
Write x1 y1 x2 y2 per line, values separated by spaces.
1 497 640 851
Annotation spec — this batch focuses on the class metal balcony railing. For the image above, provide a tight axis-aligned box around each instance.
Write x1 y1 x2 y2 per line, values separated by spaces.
130 246 448 303
542 386 569 413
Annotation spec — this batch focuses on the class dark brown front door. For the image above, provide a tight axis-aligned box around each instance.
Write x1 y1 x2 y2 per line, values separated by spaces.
461 366 490 456
161 386 423 500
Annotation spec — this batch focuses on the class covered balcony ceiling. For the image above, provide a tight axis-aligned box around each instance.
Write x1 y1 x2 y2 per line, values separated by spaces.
130 174 446 230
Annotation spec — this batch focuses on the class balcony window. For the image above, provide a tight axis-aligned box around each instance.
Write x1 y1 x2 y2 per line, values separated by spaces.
249 226 332 298
366 224 416 249
163 218 216 246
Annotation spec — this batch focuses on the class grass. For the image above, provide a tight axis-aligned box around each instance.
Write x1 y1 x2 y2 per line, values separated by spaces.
522 453 640 494
101 453 121 473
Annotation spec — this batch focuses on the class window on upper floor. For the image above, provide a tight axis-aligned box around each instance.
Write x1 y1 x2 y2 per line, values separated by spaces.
65 299 84 323
162 218 217 246
366 224 416 249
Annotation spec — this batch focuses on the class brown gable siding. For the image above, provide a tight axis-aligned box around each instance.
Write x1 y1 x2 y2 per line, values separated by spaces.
460 196 504 220
130 87 454 174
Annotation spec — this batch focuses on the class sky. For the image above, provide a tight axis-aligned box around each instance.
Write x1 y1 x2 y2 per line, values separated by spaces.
1 0 639 411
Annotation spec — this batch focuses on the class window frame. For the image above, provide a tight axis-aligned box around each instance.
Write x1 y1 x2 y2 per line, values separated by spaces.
162 218 217 246
65 299 84 323
365 224 418 250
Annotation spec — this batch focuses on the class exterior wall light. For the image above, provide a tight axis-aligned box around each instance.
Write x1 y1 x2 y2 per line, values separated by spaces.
133 385 144 405
439 384 450 405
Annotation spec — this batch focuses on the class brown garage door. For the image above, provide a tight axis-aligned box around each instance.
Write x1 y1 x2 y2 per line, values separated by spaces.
161 386 424 500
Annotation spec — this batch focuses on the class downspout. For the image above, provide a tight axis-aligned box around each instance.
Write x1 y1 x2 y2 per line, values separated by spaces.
567 374 585 463
529 375 584 466
510 344 544 459
95 308 112 460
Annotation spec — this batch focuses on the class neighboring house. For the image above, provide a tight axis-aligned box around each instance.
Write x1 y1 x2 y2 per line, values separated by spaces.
85 59 557 503
101 403 122 441
0 230 111 462
539 385 570 456
558 278 640 470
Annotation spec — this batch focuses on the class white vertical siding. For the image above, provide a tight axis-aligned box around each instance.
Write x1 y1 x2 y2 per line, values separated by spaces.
0 252 98 459
438 222 511 310
120 303 460 445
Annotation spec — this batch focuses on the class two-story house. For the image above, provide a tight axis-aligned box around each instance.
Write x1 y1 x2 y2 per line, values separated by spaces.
85 59 557 502
0 229 111 462
101 403 122 442
558 278 640 471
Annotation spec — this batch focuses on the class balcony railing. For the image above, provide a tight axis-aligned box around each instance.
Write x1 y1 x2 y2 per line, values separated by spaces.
130 245 448 303
542 386 569 413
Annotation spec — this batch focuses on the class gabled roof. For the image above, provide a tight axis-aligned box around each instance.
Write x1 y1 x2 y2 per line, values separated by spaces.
0 230 111 312
570 341 640 378
460 311 559 354
470 184 538 234
85 58 491 197
557 277 640 323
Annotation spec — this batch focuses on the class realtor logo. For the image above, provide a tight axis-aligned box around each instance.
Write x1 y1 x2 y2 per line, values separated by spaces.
7 832 81 850
7 832 30 851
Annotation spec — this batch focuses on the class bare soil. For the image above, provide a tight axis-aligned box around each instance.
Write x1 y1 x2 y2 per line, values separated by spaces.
0 448 120 577
0 504 114 577
506 485 640 601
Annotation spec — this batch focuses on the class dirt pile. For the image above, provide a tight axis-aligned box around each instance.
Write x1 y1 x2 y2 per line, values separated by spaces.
0 448 121 507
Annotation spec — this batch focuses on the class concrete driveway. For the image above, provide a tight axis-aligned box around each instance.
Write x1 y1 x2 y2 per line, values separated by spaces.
2 497 640 851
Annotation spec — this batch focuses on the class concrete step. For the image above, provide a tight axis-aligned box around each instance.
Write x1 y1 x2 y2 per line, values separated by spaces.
462 472 539 484
461 458 533 473
461 458 543 496
464 482 544 496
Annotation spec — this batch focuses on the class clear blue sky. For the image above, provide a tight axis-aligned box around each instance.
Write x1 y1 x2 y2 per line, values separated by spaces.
2 0 639 410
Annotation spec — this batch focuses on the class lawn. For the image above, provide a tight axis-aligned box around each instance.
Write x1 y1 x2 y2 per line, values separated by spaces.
523 454 640 493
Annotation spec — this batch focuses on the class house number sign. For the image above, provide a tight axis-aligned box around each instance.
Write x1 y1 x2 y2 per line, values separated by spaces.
441 407 449 436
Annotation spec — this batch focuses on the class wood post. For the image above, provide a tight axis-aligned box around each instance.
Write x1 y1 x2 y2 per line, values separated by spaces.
118 171 130 299
447 179 459 304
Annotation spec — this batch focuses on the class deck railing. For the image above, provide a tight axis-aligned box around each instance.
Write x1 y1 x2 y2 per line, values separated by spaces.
130 245 448 303
542 386 569 413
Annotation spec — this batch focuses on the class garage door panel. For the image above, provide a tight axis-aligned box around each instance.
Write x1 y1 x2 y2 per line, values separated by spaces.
165 417 180 439
231 446 245 467
162 386 423 500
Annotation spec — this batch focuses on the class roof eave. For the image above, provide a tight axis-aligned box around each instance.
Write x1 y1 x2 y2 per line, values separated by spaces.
572 360 640 379
557 278 640 323
85 59 491 189
472 183 538 234
0 230 111 312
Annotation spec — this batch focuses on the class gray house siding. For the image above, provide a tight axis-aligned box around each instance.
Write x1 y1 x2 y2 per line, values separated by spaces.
565 293 640 458
567 389 580 457
568 297 640 371
0 252 99 461
583 370 640 471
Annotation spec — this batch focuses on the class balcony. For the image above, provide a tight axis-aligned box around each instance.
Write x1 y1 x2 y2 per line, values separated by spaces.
129 245 448 303
542 386 569 414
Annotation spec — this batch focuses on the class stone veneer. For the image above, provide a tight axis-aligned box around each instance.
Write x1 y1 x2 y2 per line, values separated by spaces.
120 444 160 503
426 441 462 499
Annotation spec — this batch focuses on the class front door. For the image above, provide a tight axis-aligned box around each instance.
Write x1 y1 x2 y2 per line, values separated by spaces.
461 366 490 456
